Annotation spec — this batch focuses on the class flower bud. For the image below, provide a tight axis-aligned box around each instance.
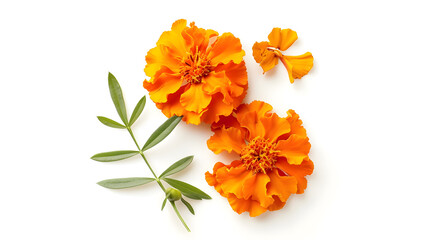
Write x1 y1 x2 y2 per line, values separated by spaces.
166 188 181 202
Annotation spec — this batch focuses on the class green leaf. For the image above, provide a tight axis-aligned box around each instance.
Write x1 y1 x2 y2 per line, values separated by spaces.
142 115 182 152
108 72 128 126
97 116 127 129
129 96 146 126
161 198 167 211
91 150 139 162
97 177 155 189
159 156 193 179
181 198 195 215
163 178 211 200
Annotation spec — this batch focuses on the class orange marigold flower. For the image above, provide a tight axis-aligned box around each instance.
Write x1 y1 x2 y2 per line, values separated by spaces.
143 19 248 125
252 28 314 83
205 101 313 217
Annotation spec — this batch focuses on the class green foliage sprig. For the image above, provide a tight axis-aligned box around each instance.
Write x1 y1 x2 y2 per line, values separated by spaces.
92 73 211 232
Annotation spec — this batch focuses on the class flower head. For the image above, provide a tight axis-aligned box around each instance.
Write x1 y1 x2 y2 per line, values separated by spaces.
144 19 248 125
253 28 314 83
205 101 313 217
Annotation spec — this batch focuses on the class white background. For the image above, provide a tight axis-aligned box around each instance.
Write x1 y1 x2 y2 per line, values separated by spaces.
1 0 428 239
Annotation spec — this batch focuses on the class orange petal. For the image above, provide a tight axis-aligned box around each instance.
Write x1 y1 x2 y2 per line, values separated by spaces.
155 85 186 119
205 161 228 196
155 85 205 125
181 22 218 52
268 28 298 51
204 63 247 105
157 19 188 56
267 168 297 202
227 193 267 217
252 41 270 63
276 135 311 165
242 173 273 208
143 67 182 103
260 113 291 142
211 114 241 131
276 158 314 194
215 61 248 87
179 84 211 113
216 164 253 199
267 195 287 211
283 52 314 83
144 20 188 76
286 109 307 138
259 50 278 73
202 71 229 96
239 111 265 140
182 110 204 125
282 58 296 83
236 101 273 124
201 93 234 124
208 32 245 65
202 72 244 105
145 45 182 77
207 126 246 154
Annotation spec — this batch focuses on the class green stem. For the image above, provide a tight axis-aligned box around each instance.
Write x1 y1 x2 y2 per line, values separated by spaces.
171 201 191 232
127 127 159 179
126 126 189 231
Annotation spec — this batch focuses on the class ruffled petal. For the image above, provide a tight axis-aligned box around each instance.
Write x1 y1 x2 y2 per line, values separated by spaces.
286 109 308 138
216 164 253 199
181 22 218 52
284 52 314 83
143 67 182 103
267 195 287 211
260 113 291 142
154 85 204 125
157 19 188 56
180 84 211 113
268 28 298 51
207 126 246 154
236 101 273 125
144 20 188 77
276 135 311 165
267 168 297 201
276 158 314 194
208 33 245 65
239 111 265 140
145 45 182 77
242 173 273 208
182 110 205 125
155 85 186 119
252 41 270 63
210 114 241 131
202 71 228 96
205 162 227 196
259 50 278 73
227 193 267 217
201 93 234 124
215 61 248 87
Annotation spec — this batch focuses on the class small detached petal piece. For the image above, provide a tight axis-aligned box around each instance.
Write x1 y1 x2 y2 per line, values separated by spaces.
252 28 314 83
206 101 313 217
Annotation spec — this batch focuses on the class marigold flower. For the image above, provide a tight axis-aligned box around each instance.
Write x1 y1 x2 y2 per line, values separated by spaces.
205 101 313 217
252 28 314 83
144 19 248 125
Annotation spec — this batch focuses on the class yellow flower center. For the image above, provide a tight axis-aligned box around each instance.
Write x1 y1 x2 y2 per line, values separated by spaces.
180 51 212 84
240 136 279 174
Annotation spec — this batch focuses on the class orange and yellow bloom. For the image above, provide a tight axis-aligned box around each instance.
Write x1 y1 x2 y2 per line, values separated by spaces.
253 28 314 83
144 19 248 125
205 101 313 217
